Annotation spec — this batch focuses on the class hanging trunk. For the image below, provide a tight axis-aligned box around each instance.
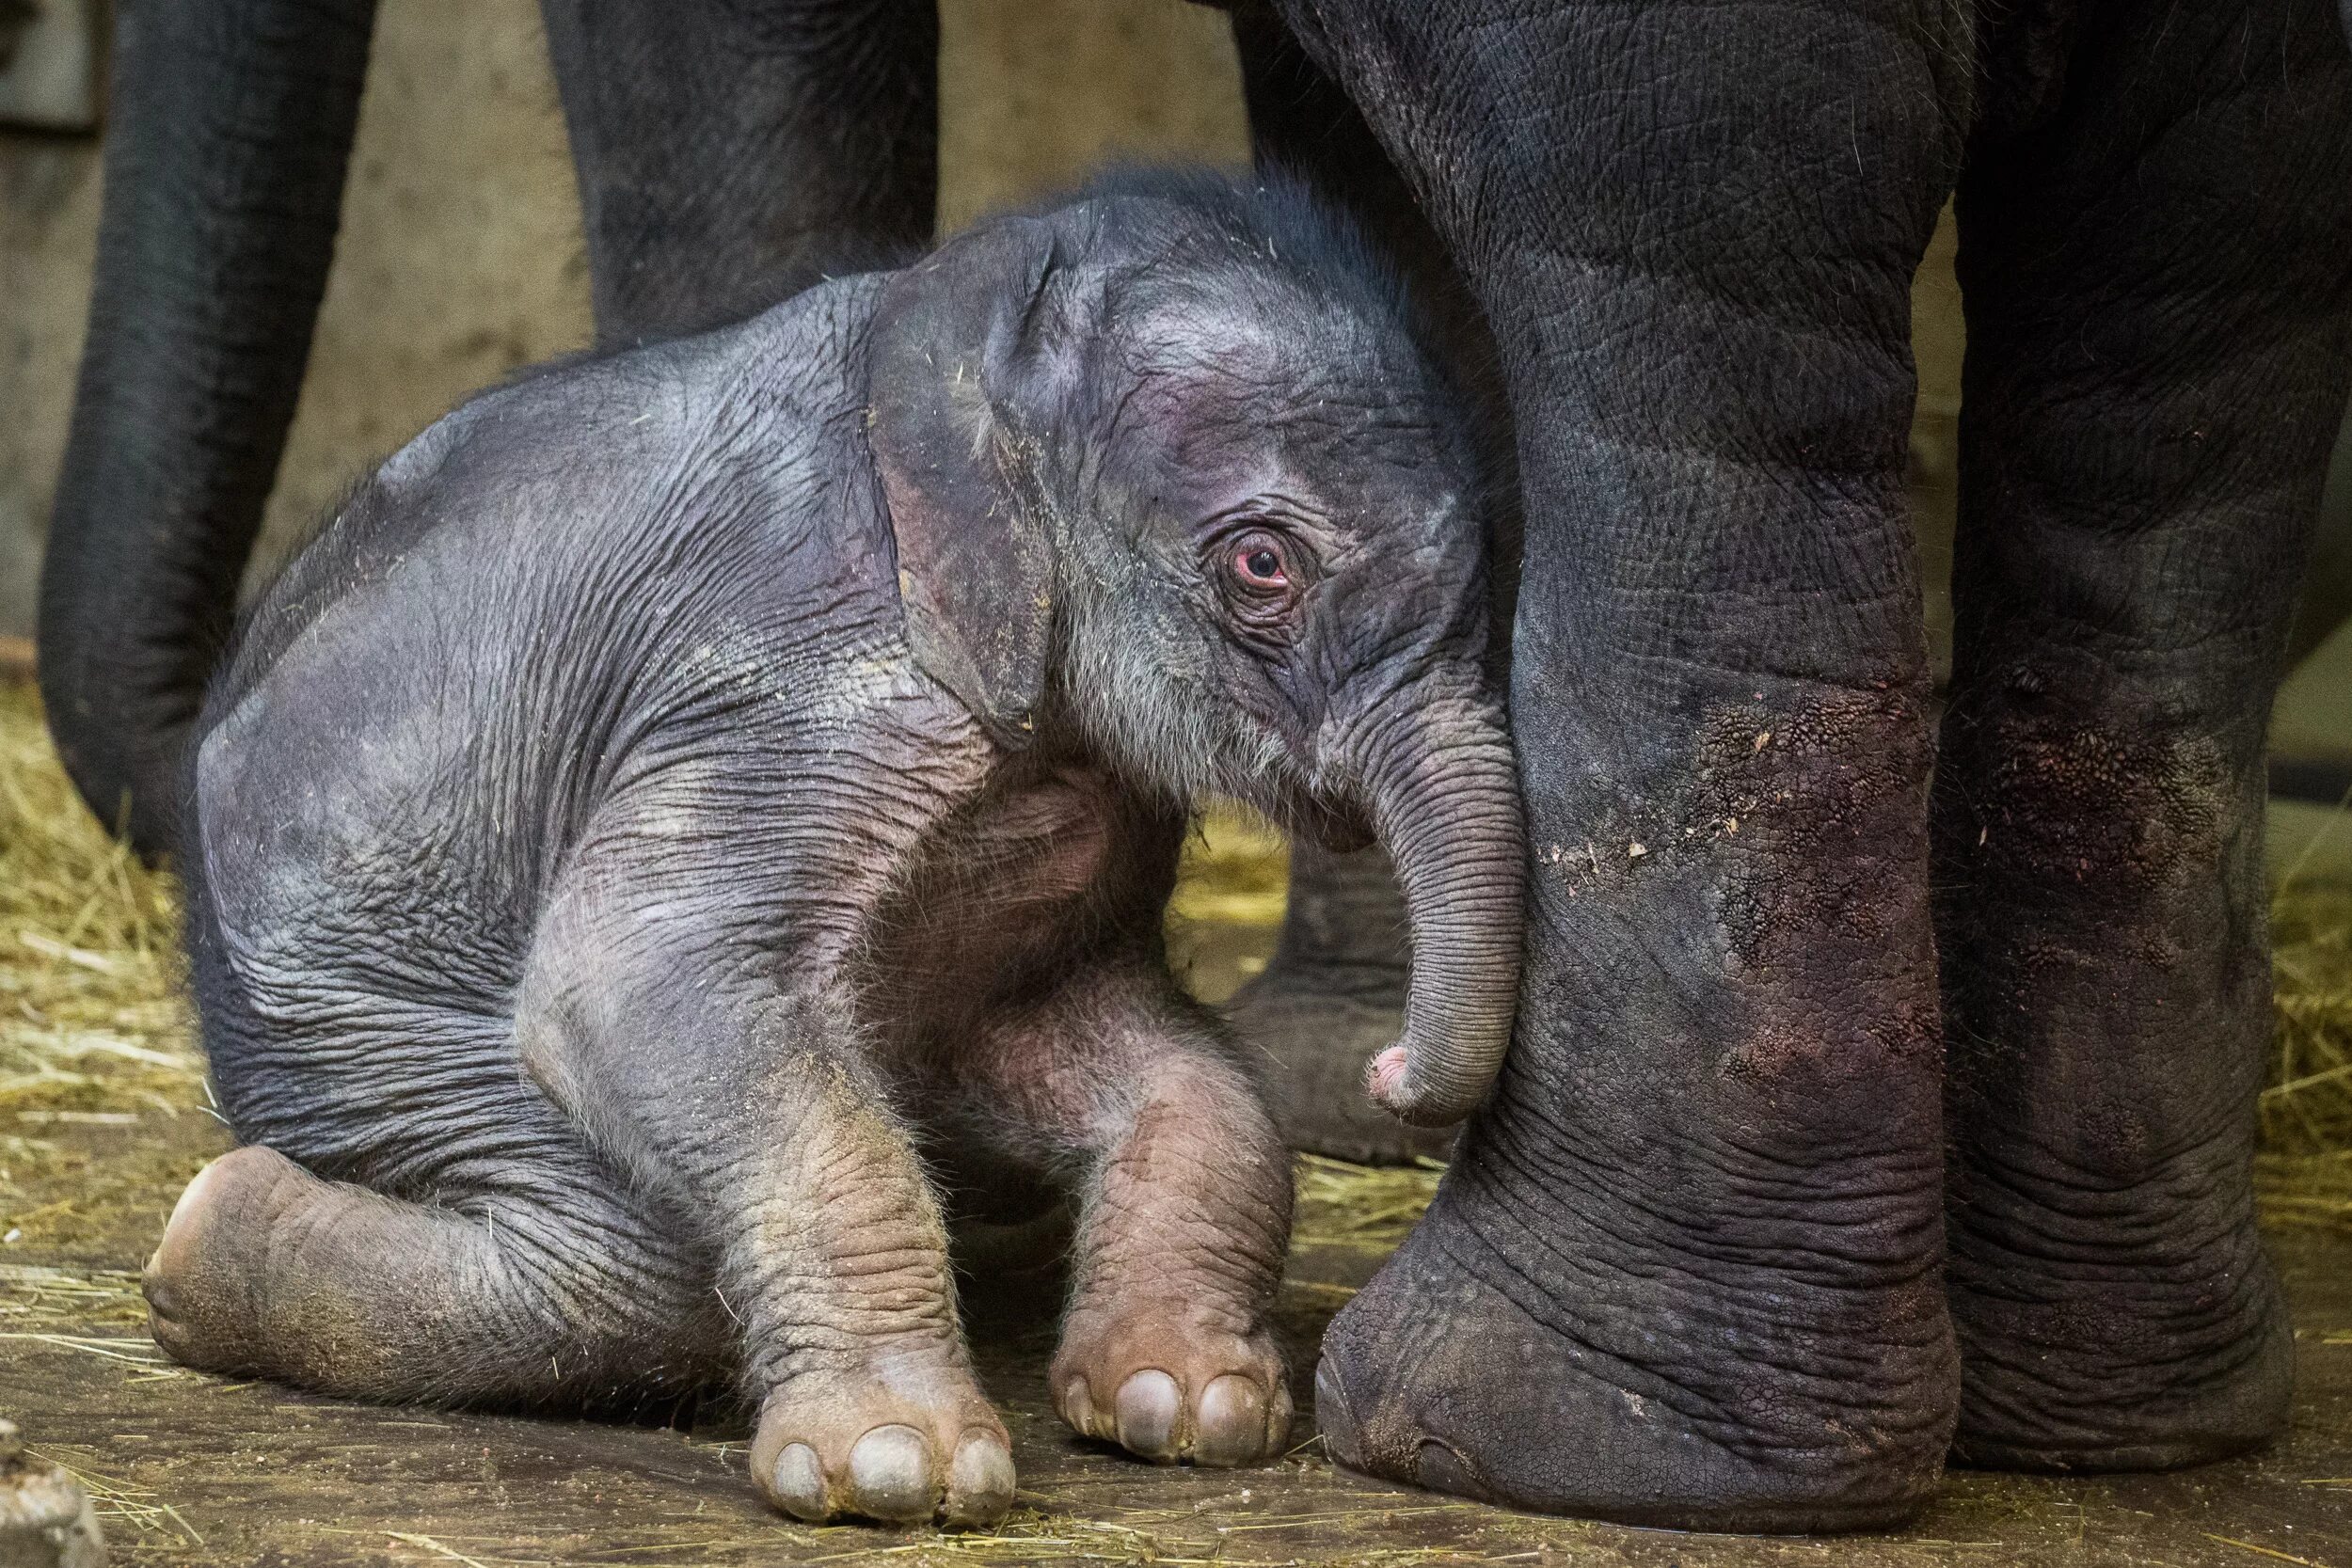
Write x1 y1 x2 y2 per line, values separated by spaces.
1356 714 1525 1126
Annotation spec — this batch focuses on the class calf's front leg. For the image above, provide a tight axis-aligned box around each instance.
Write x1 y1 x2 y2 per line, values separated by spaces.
521 881 1013 1528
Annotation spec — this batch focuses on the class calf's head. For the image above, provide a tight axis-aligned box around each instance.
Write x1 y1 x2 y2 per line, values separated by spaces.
867 173 1523 1128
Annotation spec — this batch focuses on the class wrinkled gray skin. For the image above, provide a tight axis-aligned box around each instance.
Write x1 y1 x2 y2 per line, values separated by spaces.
145 175 1522 1528
47 0 2352 1542
1260 0 2352 1534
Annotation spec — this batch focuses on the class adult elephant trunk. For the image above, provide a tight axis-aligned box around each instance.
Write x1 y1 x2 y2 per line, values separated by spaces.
39 0 379 855
1352 705 1524 1128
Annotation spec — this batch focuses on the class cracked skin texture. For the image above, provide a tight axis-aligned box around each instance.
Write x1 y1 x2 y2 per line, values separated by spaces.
1937 707 2290 1470
1239 0 2352 1527
1318 687 1958 1531
1926 0 2352 1473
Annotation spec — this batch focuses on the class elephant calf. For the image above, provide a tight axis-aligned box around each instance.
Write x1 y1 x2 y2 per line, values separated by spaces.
145 170 1523 1528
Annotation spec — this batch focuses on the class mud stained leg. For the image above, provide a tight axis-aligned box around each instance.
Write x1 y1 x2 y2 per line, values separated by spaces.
1262 0 1971 1528
1937 0 2352 1471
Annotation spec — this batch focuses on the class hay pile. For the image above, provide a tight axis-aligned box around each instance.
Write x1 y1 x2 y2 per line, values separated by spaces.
0 681 199 1115
2259 875 2352 1231
0 680 211 1252
2 675 2349 1251
1293 1153 1443 1249
2265 879 2352 1150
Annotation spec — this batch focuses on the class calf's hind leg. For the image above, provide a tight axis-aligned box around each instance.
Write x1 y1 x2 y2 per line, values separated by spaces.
146 1144 722 1406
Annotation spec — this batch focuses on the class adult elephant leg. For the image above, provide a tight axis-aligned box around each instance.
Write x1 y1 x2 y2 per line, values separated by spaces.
1274 0 1969 1528
38 0 379 854
1222 9 1510 1164
1937 0 2352 1473
537 0 937 344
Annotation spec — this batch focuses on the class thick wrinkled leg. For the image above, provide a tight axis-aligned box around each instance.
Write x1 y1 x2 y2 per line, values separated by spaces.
145 1143 719 1404
520 879 1011 1528
718 1058 1012 1528
1267 0 1970 1529
956 964 1293 1466
538 0 936 341
1936 0 2352 1473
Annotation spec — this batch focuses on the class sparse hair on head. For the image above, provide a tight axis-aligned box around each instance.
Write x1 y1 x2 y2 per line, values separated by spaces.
1004 163 1436 361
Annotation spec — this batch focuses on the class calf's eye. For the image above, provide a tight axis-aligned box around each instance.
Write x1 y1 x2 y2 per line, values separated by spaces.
1232 537 1288 588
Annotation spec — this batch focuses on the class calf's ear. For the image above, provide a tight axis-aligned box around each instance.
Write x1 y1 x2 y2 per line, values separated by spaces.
867 217 1066 749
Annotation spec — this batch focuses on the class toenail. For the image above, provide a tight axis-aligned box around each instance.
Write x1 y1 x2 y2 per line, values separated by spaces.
1313 1360 1363 1465
1061 1375 1097 1437
1415 1437 1488 1500
848 1424 936 1522
944 1433 1016 1528
1114 1370 1182 1460
168 1160 225 1225
1192 1374 1269 1467
769 1442 827 1520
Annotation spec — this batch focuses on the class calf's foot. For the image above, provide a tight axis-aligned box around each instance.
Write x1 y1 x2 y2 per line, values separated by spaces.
146 1143 717 1402
1051 1306 1291 1465
750 1357 1014 1527
144 1146 296 1377
952 970 1296 1467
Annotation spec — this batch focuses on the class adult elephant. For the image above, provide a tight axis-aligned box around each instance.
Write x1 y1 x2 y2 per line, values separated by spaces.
40 0 2352 1534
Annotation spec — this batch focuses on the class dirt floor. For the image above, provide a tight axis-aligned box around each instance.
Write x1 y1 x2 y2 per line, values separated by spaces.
6 673 2352 1567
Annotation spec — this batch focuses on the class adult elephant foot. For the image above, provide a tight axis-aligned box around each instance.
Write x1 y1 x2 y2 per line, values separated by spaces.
1228 844 1452 1164
1317 1213 1949 1532
1313 690 1961 1530
1932 0 2352 1475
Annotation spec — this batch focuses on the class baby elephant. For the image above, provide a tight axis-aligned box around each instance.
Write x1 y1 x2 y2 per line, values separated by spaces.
149 171 1522 1527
